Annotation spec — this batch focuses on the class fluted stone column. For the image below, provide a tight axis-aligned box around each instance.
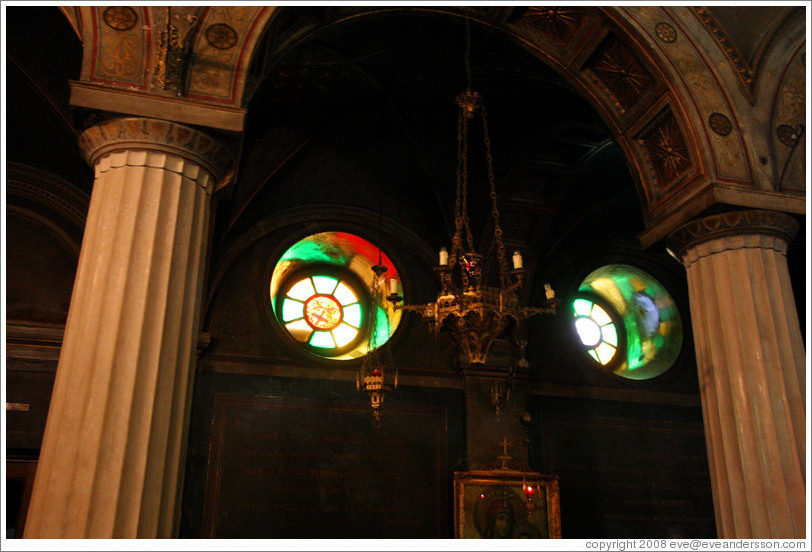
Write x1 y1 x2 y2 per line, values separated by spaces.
24 118 232 538
668 209 805 538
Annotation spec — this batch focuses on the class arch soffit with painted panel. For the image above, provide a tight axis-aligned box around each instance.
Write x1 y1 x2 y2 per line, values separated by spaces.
65 6 805 247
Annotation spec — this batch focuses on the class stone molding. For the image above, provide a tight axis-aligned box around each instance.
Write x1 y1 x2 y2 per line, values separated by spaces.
78 117 234 189
6 163 90 229
666 209 799 259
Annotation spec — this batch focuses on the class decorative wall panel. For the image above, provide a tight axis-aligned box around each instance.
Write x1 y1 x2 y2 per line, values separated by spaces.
513 6 603 66
691 7 803 104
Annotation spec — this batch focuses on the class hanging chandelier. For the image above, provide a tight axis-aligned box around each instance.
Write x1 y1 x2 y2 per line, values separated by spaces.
386 87 558 365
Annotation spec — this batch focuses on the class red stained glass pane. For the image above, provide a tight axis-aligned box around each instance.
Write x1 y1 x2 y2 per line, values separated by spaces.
304 295 342 330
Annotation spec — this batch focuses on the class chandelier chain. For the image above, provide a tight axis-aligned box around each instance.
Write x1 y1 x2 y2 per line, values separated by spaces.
464 16 472 94
453 101 465 268
480 101 510 287
454 94 475 265
461 105 474 253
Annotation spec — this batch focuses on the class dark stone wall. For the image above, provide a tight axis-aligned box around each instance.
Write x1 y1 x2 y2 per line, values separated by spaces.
6 214 77 325
526 394 715 539
179 370 466 538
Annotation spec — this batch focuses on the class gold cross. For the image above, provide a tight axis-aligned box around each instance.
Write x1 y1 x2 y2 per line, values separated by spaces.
499 436 512 456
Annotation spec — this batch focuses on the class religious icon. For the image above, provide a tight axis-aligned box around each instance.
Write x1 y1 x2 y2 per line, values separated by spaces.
454 471 561 538
474 485 526 538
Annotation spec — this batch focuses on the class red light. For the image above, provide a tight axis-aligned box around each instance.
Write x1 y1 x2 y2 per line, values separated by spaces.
524 485 537 496
371 368 382 376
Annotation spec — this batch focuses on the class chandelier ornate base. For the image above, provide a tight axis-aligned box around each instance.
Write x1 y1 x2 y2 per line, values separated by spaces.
393 288 557 365
390 268 558 365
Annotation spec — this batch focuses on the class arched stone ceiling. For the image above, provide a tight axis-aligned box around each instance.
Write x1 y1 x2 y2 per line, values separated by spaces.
64 6 806 246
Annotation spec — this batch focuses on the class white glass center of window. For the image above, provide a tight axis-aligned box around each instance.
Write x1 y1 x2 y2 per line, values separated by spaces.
575 317 602 347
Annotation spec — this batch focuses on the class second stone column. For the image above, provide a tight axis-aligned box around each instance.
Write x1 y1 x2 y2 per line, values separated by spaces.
668 209 805 538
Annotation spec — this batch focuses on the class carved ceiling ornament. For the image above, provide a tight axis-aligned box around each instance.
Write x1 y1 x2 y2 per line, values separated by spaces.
103 6 137 32
776 124 801 148
586 34 656 114
708 113 732 136
522 7 588 43
206 23 238 50
654 22 677 43
636 107 692 199
103 6 138 31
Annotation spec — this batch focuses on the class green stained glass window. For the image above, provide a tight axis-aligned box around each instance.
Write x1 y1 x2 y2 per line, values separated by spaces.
269 231 402 361
576 264 683 380
270 232 404 361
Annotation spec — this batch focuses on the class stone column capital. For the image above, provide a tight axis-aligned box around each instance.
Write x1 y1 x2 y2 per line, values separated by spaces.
78 117 234 190
666 209 799 261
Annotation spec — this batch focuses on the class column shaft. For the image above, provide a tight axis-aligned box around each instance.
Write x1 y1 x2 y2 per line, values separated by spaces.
671 211 805 538
24 118 230 538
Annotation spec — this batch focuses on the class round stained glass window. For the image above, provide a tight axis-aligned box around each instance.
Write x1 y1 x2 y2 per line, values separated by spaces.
573 264 682 380
279 273 365 352
270 232 402 360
